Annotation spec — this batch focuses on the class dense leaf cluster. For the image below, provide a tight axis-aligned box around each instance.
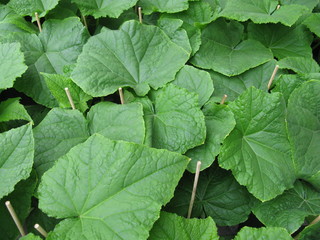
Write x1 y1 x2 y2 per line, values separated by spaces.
0 0 320 239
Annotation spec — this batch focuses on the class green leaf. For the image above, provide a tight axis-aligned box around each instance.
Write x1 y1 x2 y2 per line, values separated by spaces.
71 0 138 18
21 234 43 240
42 73 92 112
0 5 37 36
220 0 309 26
219 87 295 201
163 1 218 27
287 80 320 189
299 221 320 240
149 212 219 240
46 0 79 20
0 172 37 240
0 124 34 198
87 102 145 144
253 181 320 233
157 18 192 54
72 20 189 97
280 0 319 11
139 0 189 14
149 84 206 153
165 164 255 226
304 13 320 37
3 17 89 107
233 227 293 240
186 103 235 172
272 74 305 104
209 60 279 102
247 23 313 59
0 42 27 89
191 19 273 76
171 65 214 107
39 134 189 239
0 98 32 123
33 108 89 177
8 0 59 18
278 57 320 74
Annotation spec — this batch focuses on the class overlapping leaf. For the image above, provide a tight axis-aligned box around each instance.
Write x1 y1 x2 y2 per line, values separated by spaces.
209 60 278 102
220 0 309 26
247 23 313 59
139 0 189 14
253 181 320 233
0 98 32 123
0 124 34 198
8 0 59 18
72 20 189 97
34 102 145 177
186 103 235 172
287 80 320 189
234 227 293 240
219 87 295 201
0 42 27 89
0 172 37 240
171 65 213 107
149 84 206 153
71 0 138 18
304 13 320 37
39 134 189 239
2 17 89 107
42 73 92 112
149 212 219 240
166 165 255 226
278 57 320 74
191 19 273 76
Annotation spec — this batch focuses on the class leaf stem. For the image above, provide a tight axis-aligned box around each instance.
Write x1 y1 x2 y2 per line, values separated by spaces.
138 7 143 24
34 224 48 237
35 12 42 32
64 87 76 110
119 88 125 104
267 65 279 90
187 161 202 218
220 94 228 104
5 201 26 236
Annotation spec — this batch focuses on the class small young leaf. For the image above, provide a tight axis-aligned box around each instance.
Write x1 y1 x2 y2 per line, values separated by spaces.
42 73 92 112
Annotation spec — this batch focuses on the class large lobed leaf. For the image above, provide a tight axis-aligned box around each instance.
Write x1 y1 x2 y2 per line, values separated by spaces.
233 227 293 240
191 19 273 76
2 17 89 107
219 87 295 201
139 0 189 14
72 20 189 97
39 134 189 239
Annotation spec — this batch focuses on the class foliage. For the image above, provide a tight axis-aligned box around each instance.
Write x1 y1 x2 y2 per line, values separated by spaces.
0 0 320 239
